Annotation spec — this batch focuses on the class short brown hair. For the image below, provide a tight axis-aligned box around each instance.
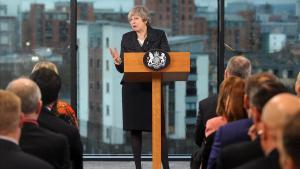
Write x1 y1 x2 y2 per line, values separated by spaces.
245 73 287 112
32 61 59 75
0 90 21 134
216 76 247 122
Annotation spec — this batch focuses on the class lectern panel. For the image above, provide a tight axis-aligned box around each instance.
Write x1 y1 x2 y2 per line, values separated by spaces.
124 52 190 82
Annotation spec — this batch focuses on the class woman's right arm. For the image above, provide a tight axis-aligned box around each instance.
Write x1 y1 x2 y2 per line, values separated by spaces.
114 36 125 73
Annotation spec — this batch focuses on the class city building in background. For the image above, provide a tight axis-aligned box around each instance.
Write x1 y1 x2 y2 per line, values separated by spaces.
77 20 130 153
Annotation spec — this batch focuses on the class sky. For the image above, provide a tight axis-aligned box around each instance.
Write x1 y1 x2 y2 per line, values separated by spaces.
195 0 296 6
0 0 297 16
0 0 134 15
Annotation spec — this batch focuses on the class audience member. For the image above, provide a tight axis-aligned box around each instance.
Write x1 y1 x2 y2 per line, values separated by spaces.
279 112 300 169
216 73 287 169
32 61 78 127
205 76 247 137
201 76 247 169
192 55 251 169
0 90 54 169
207 72 277 169
6 77 71 169
30 68 83 169
194 55 251 147
235 93 300 169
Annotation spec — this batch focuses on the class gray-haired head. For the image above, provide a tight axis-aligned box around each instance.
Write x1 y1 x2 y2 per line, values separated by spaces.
128 5 150 26
6 77 41 114
225 55 251 79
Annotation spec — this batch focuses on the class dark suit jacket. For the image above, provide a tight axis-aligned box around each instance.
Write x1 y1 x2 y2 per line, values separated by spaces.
115 26 170 131
38 107 83 169
20 122 70 169
194 94 218 147
234 149 280 169
216 139 264 169
0 138 54 169
206 118 252 169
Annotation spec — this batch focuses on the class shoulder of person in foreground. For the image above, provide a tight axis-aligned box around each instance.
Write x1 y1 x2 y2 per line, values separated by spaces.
216 140 264 169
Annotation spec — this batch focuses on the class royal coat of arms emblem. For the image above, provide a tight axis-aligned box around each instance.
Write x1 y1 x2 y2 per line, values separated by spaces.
143 49 170 71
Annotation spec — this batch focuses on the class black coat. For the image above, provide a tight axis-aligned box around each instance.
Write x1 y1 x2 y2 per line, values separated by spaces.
0 139 54 169
20 122 70 169
234 149 280 169
115 27 170 131
38 107 83 169
194 94 218 147
216 139 264 169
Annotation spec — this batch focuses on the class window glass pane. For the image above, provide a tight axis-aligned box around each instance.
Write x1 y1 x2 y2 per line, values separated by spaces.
0 1 71 101
224 0 300 91
77 0 217 154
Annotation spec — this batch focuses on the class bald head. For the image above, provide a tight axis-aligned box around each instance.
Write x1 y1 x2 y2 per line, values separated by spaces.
262 93 300 129
226 55 251 79
6 77 41 114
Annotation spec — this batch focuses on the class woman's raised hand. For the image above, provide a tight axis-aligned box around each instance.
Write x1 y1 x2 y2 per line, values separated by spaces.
109 48 122 65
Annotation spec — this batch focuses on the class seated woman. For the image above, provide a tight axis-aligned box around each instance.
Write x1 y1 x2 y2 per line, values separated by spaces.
31 61 78 127
201 76 247 169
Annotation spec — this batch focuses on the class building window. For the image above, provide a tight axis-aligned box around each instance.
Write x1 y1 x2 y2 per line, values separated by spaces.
186 102 196 117
106 60 109 70
186 102 196 111
106 105 110 116
106 128 111 139
89 58 93 67
106 83 109 93
97 59 100 68
190 59 197 74
89 102 94 111
96 81 100 89
186 81 197 96
106 37 109 48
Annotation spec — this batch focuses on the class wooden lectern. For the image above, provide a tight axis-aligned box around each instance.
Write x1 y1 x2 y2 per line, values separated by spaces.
124 52 190 169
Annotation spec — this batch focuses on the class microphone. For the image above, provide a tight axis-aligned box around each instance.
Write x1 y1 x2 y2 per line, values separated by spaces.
224 43 245 55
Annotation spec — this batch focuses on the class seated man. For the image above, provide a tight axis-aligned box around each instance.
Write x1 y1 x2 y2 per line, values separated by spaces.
30 68 83 169
235 93 300 169
215 73 287 169
194 55 251 147
6 77 70 169
279 112 300 169
0 90 53 169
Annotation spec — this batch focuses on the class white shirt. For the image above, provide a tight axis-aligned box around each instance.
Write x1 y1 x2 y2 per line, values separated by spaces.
137 38 145 46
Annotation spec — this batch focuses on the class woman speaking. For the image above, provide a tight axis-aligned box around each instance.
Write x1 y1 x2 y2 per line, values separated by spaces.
109 5 170 169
